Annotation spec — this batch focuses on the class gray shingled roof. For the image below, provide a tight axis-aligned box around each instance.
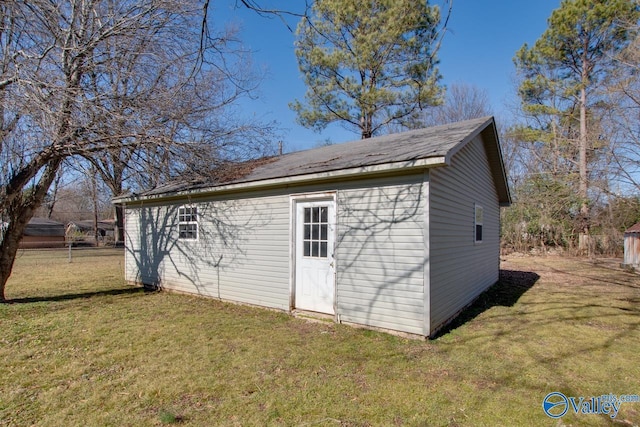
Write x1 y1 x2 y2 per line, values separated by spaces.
24 218 66 237
246 116 493 180
68 220 115 232
117 116 510 204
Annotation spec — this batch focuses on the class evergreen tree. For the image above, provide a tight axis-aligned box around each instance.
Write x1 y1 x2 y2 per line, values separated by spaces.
291 0 445 139
514 0 639 252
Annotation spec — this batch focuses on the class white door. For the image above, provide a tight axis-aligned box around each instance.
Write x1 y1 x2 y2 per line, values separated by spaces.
295 200 336 314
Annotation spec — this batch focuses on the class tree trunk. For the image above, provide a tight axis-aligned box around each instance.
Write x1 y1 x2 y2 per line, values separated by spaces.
360 112 373 139
114 203 124 244
579 49 590 255
96 165 125 244
551 118 560 176
0 158 62 301
92 168 99 246
0 208 30 302
579 85 589 225
47 170 63 219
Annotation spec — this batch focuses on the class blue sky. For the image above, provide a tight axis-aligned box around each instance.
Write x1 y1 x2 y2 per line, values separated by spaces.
214 0 561 152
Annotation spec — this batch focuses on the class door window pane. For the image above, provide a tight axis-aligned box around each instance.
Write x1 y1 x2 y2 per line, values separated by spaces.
302 206 330 259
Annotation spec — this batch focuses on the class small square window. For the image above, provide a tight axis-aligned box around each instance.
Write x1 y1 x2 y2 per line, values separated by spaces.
178 206 198 240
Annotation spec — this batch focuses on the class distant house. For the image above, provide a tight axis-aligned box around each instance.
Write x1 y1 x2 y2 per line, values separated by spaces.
20 218 66 249
623 223 640 268
114 117 511 338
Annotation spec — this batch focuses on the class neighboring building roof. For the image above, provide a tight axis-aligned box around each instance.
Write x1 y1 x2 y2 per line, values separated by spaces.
114 116 511 206
24 218 66 237
68 220 115 232
625 222 640 234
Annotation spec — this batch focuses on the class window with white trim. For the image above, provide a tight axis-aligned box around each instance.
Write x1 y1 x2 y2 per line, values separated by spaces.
178 206 198 240
475 204 483 243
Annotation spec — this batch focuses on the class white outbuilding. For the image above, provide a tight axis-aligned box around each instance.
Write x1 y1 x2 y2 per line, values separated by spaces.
623 222 640 269
114 117 511 338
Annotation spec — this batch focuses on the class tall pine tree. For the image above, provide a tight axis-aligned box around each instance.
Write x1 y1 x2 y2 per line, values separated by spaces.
291 0 445 139
514 0 639 253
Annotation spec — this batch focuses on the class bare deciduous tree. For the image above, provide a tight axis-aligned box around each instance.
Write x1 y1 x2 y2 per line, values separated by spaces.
514 0 639 253
421 83 493 127
0 0 275 300
606 22 640 193
79 19 274 243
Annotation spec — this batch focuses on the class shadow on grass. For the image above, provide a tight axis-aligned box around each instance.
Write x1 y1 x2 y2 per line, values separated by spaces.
5 286 152 304
433 269 540 338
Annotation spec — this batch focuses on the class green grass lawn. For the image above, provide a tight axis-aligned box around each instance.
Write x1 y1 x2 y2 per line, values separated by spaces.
1 249 639 426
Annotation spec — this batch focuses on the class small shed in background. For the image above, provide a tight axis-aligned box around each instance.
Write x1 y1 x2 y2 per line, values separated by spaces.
623 222 640 268
20 218 66 249
66 219 116 246
67 220 115 238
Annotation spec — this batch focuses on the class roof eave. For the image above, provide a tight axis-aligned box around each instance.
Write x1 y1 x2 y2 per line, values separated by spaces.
483 120 513 206
113 156 448 204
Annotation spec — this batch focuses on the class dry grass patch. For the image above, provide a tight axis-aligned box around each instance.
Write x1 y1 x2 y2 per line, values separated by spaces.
0 250 638 426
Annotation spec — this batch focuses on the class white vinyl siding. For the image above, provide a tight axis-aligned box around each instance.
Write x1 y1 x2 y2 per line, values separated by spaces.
428 135 500 334
124 192 291 310
334 174 426 335
124 175 428 333
124 208 144 284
